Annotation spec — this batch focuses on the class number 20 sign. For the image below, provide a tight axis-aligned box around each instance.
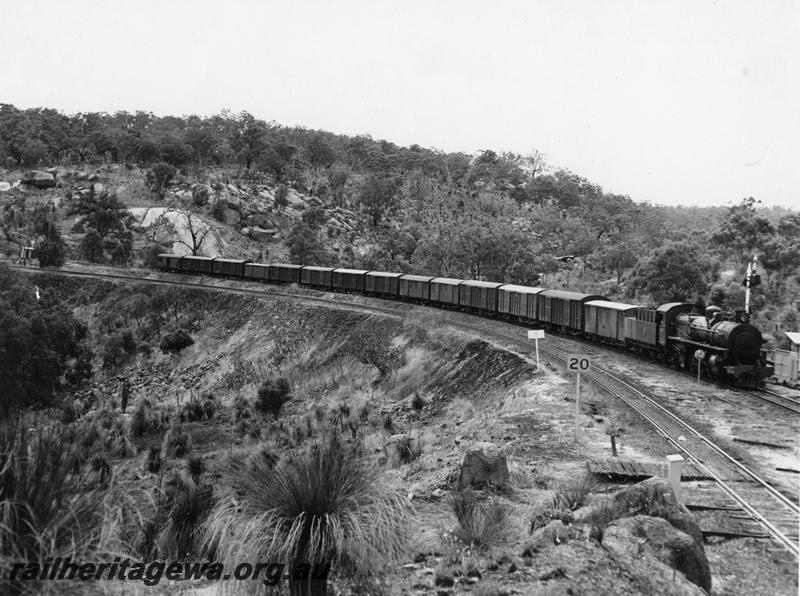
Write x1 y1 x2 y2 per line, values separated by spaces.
566 354 591 373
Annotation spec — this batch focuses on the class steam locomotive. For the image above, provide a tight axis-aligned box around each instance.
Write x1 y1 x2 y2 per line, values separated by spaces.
156 254 774 388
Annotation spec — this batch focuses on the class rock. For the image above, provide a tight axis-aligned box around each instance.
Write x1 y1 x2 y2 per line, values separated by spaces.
246 213 269 227
0 181 11 192
286 189 308 210
88 173 100 182
92 182 105 195
521 520 577 556
217 205 241 226
457 441 509 489
384 430 422 468
602 515 711 593
240 227 251 236
249 227 276 242
20 170 56 189
573 477 704 546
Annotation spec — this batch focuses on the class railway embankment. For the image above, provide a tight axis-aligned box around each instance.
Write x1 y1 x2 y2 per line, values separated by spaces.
12 271 798 595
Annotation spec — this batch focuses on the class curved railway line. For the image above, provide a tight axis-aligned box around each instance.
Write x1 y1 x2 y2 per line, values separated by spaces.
16 264 800 560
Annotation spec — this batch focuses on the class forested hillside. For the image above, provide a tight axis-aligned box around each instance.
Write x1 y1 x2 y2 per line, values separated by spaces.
1 104 798 346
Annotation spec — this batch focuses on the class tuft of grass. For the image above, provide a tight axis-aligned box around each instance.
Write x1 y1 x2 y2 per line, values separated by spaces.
447 490 510 551
145 446 162 474
552 472 596 511
586 503 618 542
184 454 206 485
232 395 252 422
205 431 411 594
159 484 215 560
383 413 394 432
180 400 205 423
0 423 112 595
162 426 193 458
90 454 111 486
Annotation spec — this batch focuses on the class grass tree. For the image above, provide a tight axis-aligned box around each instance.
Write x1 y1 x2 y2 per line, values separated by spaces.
204 431 411 595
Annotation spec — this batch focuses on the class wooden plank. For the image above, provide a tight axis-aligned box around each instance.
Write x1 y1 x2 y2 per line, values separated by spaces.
733 437 792 449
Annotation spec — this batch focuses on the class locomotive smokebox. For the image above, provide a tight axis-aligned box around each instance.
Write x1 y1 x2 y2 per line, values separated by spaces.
714 320 763 362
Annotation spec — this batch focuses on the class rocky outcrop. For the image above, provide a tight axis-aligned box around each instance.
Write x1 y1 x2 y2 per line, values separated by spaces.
249 227 277 242
574 477 704 545
384 431 422 468
21 170 56 188
603 515 711 592
573 477 711 592
457 441 509 489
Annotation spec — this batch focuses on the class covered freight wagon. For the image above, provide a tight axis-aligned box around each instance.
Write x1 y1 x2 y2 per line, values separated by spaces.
584 300 640 343
366 271 402 297
269 264 303 284
497 284 544 321
301 266 334 288
158 253 183 272
212 258 248 278
399 274 434 302
624 307 659 351
459 280 502 313
538 290 604 332
181 255 215 275
244 262 270 281
429 277 462 307
333 268 368 292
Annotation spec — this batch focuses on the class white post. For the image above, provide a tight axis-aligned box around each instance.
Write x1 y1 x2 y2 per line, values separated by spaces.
697 359 701 385
574 372 581 440
666 454 684 503
535 338 540 372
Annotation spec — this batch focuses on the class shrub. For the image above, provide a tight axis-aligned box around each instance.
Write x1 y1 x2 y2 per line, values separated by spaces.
254 377 292 420
552 472 596 511
159 484 215 559
184 454 206 485
160 329 194 354
202 395 217 419
180 400 205 423
61 399 79 423
145 447 162 474
90 454 111 485
205 431 411 594
109 430 137 458
447 490 509 550
163 426 193 458
232 395 252 421
411 393 426 411
0 424 109 594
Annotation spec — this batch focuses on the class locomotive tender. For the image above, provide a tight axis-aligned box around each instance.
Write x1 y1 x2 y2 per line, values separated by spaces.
156 254 773 388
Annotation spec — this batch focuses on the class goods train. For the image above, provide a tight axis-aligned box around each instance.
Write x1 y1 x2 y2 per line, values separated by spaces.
156 254 774 388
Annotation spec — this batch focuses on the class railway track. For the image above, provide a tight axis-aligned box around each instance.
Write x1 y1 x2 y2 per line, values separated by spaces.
19 264 800 559
756 388 800 415
450 319 800 560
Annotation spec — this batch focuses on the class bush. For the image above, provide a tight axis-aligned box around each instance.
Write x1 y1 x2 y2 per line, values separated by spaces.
254 377 291 420
145 446 162 474
180 400 205 422
160 329 194 354
163 426 193 458
205 431 411 594
411 393 426 411
184 454 206 485
159 483 215 560
0 424 109 594
232 395 252 421
448 490 509 550
552 472 596 511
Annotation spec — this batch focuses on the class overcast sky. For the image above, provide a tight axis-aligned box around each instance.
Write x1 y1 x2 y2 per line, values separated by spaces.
1 0 797 208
